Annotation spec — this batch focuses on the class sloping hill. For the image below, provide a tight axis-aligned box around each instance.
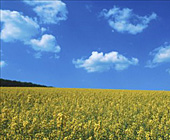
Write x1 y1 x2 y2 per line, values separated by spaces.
0 78 48 87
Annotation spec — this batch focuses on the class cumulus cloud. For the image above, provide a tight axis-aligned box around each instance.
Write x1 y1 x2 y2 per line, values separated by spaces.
24 0 68 24
30 34 61 53
0 9 61 56
73 51 139 72
0 61 6 68
100 6 157 34
146 44 170 68
0 10 40 42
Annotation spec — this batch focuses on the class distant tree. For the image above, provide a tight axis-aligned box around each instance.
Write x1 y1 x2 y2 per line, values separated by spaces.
0 78 48 87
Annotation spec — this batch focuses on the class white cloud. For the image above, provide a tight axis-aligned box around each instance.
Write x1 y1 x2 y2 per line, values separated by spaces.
0 10 39 42
73 51 139 72
146 44 170 68
0 9 61 56
41 27 47 33
100 6 157 34
0 61 6 68
30 34 61 53
24 0 68 24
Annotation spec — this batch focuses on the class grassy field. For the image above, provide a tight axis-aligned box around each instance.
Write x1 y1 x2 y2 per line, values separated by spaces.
0 87 170 139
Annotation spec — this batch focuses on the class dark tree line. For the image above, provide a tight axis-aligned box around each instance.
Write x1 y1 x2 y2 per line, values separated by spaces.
0 78 48 87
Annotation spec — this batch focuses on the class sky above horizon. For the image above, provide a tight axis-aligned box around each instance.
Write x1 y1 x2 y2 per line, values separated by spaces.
0 1 170 90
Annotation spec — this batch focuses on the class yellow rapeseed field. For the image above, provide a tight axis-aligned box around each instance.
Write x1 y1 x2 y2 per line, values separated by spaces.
0 87 170 139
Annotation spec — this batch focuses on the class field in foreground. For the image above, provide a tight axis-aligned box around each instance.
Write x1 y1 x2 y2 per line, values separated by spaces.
0 87 170 139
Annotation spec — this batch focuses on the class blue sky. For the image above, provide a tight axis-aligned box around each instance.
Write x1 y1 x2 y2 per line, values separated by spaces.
0 1 170 90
